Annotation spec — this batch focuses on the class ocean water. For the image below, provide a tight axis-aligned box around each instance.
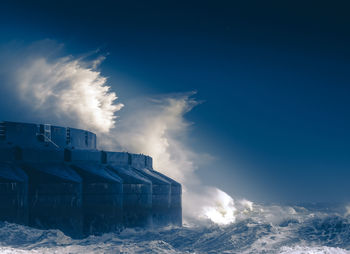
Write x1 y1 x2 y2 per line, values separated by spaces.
0 203 350 254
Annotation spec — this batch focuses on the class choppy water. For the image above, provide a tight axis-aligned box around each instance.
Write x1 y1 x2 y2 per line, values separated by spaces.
0 203 350 254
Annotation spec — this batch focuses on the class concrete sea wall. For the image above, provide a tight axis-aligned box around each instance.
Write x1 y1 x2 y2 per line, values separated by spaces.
0 121 182 237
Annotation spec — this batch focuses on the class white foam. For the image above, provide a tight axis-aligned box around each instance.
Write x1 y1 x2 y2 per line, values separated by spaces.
279 246 350 254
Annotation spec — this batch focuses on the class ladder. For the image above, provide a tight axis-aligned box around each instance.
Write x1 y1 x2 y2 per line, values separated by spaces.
36 124 59 148
44 124 51 142
66 127 71 145
84 131 88 146
0 122 5 140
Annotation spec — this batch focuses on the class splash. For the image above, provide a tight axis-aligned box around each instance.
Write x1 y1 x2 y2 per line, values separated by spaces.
106 93 198 183
345 205 350 217
201 188 237 225
0 41 123 133
104 93 252 224
15 56 123 133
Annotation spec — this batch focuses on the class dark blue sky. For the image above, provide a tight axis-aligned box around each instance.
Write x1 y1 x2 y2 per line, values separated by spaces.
1 1 350 203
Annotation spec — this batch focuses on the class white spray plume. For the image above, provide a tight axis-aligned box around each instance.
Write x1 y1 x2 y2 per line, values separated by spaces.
105 93 198 182
103 92 254 224
15 56 123 133
201 188 237 224
0 41 123 133
345 205 350 217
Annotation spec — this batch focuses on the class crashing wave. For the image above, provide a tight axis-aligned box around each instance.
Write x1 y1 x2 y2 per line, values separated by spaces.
0 203 350 254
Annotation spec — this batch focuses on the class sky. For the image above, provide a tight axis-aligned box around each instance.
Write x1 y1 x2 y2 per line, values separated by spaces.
0 0 350 204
